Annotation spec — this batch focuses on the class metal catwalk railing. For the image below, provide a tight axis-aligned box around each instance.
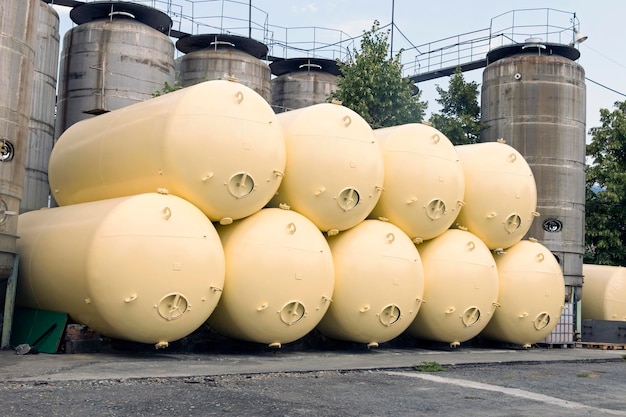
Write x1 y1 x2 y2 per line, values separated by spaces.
44 2 583 82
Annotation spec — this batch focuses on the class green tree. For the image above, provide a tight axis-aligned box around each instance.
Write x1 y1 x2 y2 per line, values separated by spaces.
429 68 482 145
330 21 426 129
584 100 626 265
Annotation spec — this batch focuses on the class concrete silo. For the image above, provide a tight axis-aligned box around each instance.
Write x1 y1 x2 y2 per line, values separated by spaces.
0 0 38 279
175 34 271 103
22 1 60 213
270 58 340 112
55 1 176 136
480 41 586 304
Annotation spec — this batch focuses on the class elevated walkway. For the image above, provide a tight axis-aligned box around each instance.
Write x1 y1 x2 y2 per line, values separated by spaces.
44 3 584 84
404 8 583 84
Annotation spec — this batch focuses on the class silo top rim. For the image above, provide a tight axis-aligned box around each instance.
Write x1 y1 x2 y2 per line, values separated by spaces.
270 58 341 76
70 1 172 34
487 42 580 64
176 34 268 58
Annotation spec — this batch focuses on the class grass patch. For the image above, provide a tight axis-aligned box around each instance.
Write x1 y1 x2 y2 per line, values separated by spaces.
413 361 445 372
577 371 601 378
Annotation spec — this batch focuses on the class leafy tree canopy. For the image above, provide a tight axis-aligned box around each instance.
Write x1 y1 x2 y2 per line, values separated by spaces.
429 68 482 145
330 21 426 129
585 100 626 265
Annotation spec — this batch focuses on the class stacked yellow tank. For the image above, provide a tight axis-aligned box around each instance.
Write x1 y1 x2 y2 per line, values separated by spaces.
18 80 286 348
370 123 465 243
15 79 567 350
454 141 539 251
581 264 626 321
208 208 335 348
481 239 565 347
48 79 286 224
317 219 425 347
16 193 226 347
268 102 385 234
406 229 499 347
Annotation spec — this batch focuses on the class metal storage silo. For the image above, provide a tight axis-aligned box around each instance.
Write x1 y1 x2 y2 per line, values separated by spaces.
176 34 271 103
0 0 38 279
481 239 565 347
582 264 626 321
16 193 226 348
209 208 335 348
268 102 384 235
22 1 60 213
370 123 465 243
480 40 586 293
270 58 339 112
317 220 424 347
55 1 176 136
405 229 499 347
49 79 286 223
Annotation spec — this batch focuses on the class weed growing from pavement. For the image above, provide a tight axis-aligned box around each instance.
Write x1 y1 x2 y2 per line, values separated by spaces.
576 371 601 378
413 361 445 372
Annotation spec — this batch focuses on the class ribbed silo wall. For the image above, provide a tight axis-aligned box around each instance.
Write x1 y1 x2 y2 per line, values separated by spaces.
55 16 175 137
271 71 337 111
270 58 339 112
480 44 586 291
176 35 271 103
0 0 37 278
21 1 59 213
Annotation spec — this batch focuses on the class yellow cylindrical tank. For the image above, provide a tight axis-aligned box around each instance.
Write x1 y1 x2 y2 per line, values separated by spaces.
317 220 425 347
268 102 384 234
405 229 499 346
454 141 538 250
370 123 465 242
480 239 565 347
582 264 626 321
48 79 286 223
15 193 225 347
208 208 335 347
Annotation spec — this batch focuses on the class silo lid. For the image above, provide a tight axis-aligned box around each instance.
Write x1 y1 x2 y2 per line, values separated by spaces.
176 34 269 59
487 42 580 63
270 58 341 76
70 1 172 34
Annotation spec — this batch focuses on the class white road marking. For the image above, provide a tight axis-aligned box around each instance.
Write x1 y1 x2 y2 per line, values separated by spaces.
384 370 626 416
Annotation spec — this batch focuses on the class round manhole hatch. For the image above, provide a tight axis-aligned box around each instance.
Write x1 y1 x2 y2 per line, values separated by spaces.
337 187 360 211
462 306 481 327
504 213 522 233
228 172 254 198
157 293 189 321
0 139 15 162
426 199 446 220
543 219 562 232
379 304 401 327
534 312 551 330
0 199 10 225
280 301 306 325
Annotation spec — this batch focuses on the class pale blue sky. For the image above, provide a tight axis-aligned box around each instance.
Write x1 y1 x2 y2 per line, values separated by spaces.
51 1 626 141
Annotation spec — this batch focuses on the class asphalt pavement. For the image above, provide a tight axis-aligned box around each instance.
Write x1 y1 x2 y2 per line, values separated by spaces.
1 344 624 382
1 345 625 416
